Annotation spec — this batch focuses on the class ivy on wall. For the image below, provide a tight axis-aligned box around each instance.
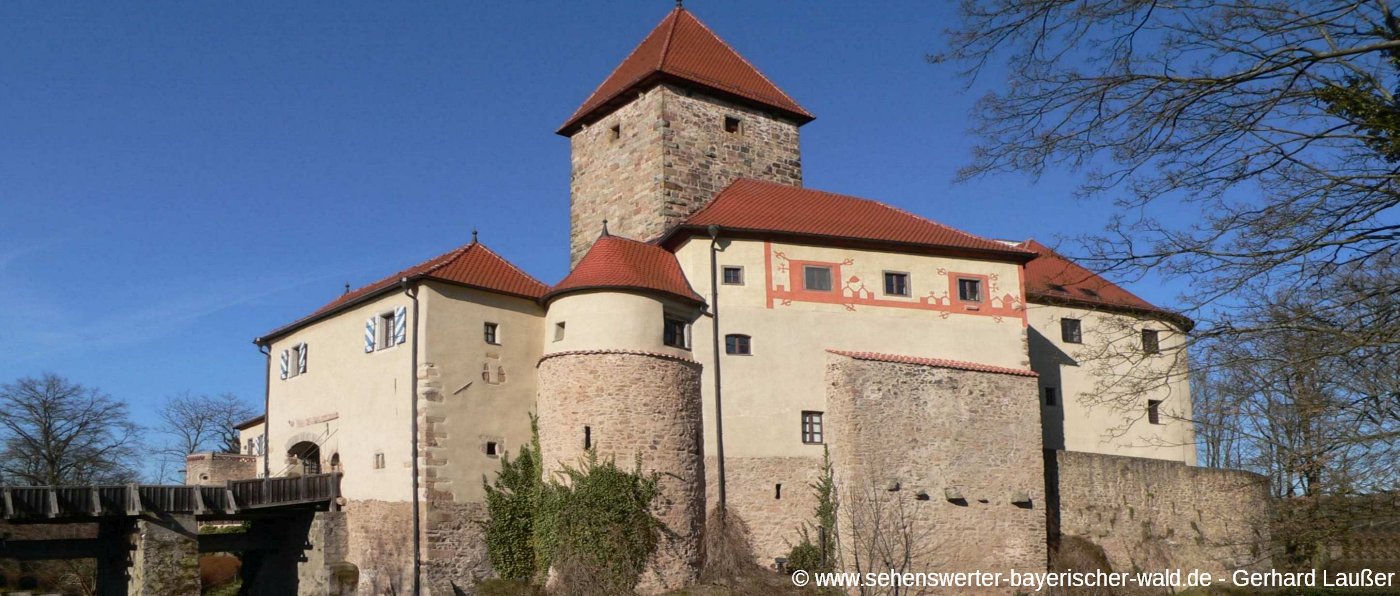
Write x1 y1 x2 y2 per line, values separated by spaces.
482 416 663 591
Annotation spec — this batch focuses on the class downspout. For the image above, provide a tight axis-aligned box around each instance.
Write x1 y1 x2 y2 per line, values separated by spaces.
256 341 271 479
401 278 422 596
707 225 727 514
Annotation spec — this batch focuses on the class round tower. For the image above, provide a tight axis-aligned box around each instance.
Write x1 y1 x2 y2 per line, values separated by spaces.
536 233 706 590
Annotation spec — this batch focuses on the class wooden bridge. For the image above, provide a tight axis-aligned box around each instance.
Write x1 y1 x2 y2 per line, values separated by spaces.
0 474 343 595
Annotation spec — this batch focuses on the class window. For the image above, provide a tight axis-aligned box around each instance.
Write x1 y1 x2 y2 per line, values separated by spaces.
610 124 620 140
1044 387 1058 407
801 411 824 444
883 271 910 296
245 439 254 455
554 322 566 342
377 312 396 350
1147 400 1163 425
663 317 690 349
484 322 499 345
725 334 751 355
373 452 385 470
1061 318 1082 344
775 484 782 500
583 426 592 449
1142 329 1160 354
724 116 741 133
485 442 500 457
803 266 833 292
287 343 307 378
957 278 982 302
722 266 744 285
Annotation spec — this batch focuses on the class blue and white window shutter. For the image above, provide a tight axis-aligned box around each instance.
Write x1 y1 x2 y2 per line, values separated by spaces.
394 306 408 345
365 316 377 353
279 349 289 380
297 342 308 374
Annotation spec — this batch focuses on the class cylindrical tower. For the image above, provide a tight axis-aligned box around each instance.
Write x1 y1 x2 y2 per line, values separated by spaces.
537 234 707 591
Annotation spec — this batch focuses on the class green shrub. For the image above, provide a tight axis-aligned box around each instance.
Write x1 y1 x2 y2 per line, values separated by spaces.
481 416 543 581
784 540 822 574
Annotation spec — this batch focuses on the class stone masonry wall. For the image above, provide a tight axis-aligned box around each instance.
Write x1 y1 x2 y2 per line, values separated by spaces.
536 351 705 592
422 500 490 594
342 499 414 595
826 354 1047 576
705 455 822 568
1051 450 1271 575
184 452 258 485
568 84 802 265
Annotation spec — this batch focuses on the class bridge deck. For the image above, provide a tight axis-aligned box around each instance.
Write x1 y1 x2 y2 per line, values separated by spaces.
0 474 340 521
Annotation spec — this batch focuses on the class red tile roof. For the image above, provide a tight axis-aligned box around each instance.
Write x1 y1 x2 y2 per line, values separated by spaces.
1018 239 1193 329
664 178 1035 260
558 8 813 135
827 350 1038 378
259 240 548 342
546 234 704 305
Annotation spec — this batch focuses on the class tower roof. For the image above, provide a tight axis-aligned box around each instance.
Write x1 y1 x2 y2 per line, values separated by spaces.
546 234 704 305
558 7 814 135
1017 239 1194 329
661 178 1035 261
259 240 549 343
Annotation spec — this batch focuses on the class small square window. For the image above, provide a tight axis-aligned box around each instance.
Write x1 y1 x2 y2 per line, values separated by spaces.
1061 318 1082 344
801 411 824 444
724 116 741 133
1147 400 1163 424
610 124 620 140
1142 329 1160 354
1044 387 1058 407
957 278 982 302
663 317 689 349
485 441 500 457
722 266 744 285
883 272 909 296
287 344 304 379
373 452 385 470
554 322 566 342
484 322 499 345
803 266 833 292
725 334 751 355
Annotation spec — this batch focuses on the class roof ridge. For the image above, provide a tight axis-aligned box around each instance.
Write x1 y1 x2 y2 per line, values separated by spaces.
673 9 808 114
864 192 1033 256
563 10 674 125
656 8 681 70
469 242 551 290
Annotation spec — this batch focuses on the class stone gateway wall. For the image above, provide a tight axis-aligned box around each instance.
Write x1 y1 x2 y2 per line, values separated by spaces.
341 499 414 595
1050 450 1271 575
536 351 705 592
825 354 1048 575
704 455 822 567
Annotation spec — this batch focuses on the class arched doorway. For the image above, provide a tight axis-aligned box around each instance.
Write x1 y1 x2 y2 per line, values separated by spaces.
288 441 321 475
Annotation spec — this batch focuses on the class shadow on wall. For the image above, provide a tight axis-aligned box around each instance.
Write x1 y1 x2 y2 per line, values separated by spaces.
1028 326 1075 451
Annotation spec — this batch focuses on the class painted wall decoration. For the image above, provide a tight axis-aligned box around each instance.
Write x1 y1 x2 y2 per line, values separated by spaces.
763 242 1025 323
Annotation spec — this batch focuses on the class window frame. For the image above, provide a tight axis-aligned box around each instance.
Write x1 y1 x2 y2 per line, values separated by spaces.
883 271 911 297
1142 329 1161 355
377 312 397 351
553 321 566 342
723 115 742 133
956 277 983 303
721 266 745 286
663 317 690 350
1061 318 1083 344
724 334 752 355
801 411 825 445
803 265 834 292
484 322 500 345
1147 399 1163 425
287 344 304 379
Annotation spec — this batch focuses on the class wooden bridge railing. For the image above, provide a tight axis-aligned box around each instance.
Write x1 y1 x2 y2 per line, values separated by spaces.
0 473 341 521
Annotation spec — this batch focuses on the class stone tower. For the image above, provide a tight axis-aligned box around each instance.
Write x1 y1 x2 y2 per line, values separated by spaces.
536 234 708 590
557 7 813 266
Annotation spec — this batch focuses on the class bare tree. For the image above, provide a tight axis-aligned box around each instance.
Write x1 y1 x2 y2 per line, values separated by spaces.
937 0 1400 434
0 374 139 486
152 391 256 482
837 480 944 596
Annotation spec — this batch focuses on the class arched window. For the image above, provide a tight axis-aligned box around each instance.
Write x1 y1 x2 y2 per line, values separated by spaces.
725 334 752 355
288 441 321 475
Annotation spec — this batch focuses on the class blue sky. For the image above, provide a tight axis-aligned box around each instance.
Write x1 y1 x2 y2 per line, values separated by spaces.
0 2 1145 431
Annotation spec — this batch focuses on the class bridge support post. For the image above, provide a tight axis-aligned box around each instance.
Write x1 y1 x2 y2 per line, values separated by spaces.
95 518 133 596
128 514 199 596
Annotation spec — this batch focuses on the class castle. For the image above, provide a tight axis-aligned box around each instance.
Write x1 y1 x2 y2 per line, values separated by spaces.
197 7 1268 593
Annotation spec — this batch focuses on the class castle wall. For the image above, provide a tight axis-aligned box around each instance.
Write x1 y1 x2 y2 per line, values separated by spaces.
704 455 822 566
184 452 258 485
265 289 415 501
418 282 543 592
1027 302 1196 464
825 353 1047 574
341 499 415 595
1050 450 1270 575
567 84 802 265
536 351 705 592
